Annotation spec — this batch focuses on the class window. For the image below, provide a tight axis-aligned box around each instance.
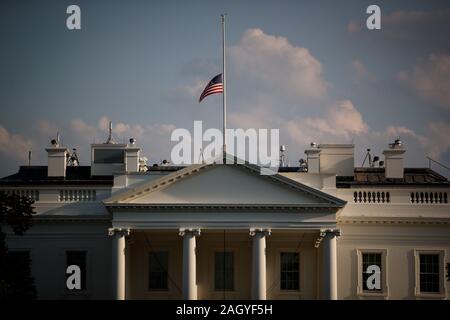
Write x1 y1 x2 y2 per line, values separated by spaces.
357 249 388 297
149 251 168 290
66 251 87 290
94 149 124 164
214 252 234 291
280 252 300 290
419 254 440 293
362 253 382 292
414 250 446 297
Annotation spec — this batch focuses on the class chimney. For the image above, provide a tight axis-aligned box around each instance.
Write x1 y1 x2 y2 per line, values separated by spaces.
125 138 140 173
305 143 321 173
46 138 69 178
383 139 405 179
305 143 355 176
318 144 354 176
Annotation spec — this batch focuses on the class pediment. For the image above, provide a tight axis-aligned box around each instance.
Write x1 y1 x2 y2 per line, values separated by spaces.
104 162 345 208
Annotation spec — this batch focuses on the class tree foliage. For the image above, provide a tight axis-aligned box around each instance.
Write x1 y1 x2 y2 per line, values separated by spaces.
0 191 36 299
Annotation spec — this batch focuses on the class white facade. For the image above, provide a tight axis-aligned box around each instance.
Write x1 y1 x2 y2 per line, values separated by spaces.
2 141 449 300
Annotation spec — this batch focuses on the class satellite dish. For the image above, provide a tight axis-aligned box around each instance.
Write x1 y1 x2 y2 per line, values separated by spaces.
129 138 136 145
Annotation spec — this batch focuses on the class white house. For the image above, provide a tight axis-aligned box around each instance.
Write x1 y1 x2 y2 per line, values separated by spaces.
1 136 449 300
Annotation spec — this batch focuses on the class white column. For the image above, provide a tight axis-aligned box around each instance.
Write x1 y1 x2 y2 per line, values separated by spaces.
179 228 201 300
320 228 341 300
109 228 130 300
250 228 271 300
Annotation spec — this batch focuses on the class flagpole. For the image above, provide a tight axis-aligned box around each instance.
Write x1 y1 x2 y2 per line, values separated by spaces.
221 14 227 161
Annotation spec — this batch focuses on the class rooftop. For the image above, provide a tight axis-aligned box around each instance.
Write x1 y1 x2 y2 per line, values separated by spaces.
336 167 449 187
0 165 448 188
0 166 114 186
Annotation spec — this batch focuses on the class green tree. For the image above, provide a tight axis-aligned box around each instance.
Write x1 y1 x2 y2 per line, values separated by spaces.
0 191 36 299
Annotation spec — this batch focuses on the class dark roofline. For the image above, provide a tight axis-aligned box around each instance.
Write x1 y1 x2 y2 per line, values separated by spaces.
354 167 448 179
1 165 448 188
0 165 114 187
337 167 449 188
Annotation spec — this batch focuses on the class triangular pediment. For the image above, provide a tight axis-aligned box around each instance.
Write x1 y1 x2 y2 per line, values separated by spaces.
104 161 345 208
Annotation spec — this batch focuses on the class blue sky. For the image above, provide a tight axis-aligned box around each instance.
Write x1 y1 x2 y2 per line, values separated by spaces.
1 0 450 177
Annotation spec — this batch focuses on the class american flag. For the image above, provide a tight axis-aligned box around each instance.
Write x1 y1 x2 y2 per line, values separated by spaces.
199 74 223 102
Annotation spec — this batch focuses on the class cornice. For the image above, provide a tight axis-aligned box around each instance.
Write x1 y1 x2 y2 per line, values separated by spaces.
105 203 341 212
31 215 111 223
338 218 450 225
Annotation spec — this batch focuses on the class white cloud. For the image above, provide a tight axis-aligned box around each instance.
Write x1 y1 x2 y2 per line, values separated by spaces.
230 28 328 100
426 122 450 159
351 122 450 167
398 53 450 111
229 102 282 130
286 100 368 145
98 116 110 132
0 125 34 162
69 117 177 164
182 80 206 98
36 119 58 136
383 125 428 147
71 118 98 143
351 59 375 83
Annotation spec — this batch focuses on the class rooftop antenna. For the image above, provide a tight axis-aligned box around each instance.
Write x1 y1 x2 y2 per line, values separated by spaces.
106 121 115 144
199 147 204 164
67 148 80 166
362 148 372 167
28 150 32 166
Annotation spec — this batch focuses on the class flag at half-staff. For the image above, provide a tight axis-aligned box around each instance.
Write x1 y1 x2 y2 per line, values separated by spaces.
198 74 223 103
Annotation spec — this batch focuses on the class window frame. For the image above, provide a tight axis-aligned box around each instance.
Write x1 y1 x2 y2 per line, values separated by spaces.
274 248 303 297
148 250 169 292
279 251 301 292
414 249 447 299
213 250 235 292
356 249 388 298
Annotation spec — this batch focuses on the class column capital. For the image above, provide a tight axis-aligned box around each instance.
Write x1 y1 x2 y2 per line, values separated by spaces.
249 228 271 237
315 228 341 248
319 228 342 238
108 228 131 237
179 228 201 237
